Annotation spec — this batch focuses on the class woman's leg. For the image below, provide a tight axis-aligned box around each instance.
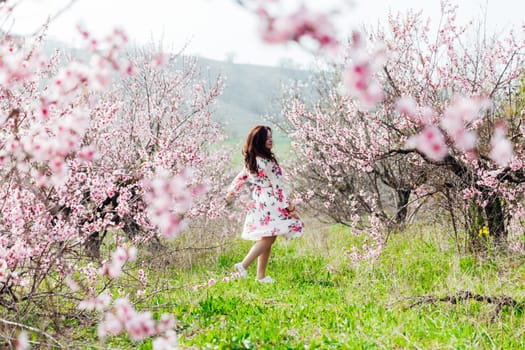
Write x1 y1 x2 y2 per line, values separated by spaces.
257 236 276 279
240 236 276 274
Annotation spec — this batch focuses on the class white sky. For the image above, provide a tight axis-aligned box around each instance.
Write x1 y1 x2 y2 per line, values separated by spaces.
5 0 524 67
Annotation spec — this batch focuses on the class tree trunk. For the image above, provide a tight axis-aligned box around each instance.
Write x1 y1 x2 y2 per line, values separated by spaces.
84 231 105 260
395 189 411 225
484 196 506 244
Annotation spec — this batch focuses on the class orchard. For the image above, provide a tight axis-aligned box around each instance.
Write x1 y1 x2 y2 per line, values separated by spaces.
0 0 524 348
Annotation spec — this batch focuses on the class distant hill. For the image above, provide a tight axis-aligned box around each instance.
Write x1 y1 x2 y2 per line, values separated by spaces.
194 57 310 139
41 39 311 139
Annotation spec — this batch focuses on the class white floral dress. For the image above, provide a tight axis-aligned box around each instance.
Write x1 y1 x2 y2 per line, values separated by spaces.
228 157 304 240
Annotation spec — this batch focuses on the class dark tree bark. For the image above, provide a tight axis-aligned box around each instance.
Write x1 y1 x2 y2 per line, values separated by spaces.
395 189 411 225
84 231 105 260
484 196 506 243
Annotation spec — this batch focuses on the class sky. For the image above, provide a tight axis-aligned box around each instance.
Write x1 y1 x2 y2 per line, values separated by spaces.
4 0 524 67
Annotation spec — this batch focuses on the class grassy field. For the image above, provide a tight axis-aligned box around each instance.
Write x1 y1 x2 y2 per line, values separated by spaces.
91 220 525 349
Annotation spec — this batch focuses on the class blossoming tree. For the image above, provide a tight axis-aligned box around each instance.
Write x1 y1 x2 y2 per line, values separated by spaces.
276 2 525 252
0 3 230 344
66 46 229 258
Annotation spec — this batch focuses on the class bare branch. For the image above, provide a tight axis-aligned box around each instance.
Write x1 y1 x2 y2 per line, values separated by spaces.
0 317 64 348
30 0 80 37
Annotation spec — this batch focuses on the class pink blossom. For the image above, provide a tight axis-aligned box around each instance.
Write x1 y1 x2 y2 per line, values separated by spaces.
440 97 489 153
406 126 448 161
127 246 138 262
138 269 147 288
152 53 165 67
490 123 514 167
78 146 97 161
65 277 80 292
78 291 111 312
342 42 385 109
105 262 123 279
395 98 437 126
143 168 205 239
113 247 128 266
125 312 156 341
444 95 491 123
152 330 178 350
192 284 205 291
15 331 30 350
114 298 136 322
98 312 124 338
95 292 112 311
258 4 339 50
395 96 418 119
0 259 8 282
100 246 138 279
155 314 176 334
508 240 525 254
419 106 438 125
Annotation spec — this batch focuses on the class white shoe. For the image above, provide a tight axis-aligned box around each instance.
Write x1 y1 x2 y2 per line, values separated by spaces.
256 276 274 283
234 263 247 278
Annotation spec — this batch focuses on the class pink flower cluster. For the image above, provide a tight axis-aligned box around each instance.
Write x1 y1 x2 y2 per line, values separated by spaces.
78 291 112 312
99 246 138 279
441 96 491 156
15 331 29 350
97 298 177 347
0 29 132 191
152 330 179 350
490 123 514 167
342 31 385 109
143 168 207 239
344 212 385 262
396 96 437 125
256 2 338 50
398 97 447 161
402 96 503 163
221 271 243 283
77 26 134 79
0 259 8 283
508 240 525 254
0 45 44 88
192 271 243 291
405 126 448 162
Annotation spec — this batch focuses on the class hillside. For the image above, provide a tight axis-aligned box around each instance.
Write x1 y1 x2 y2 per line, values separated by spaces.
195 57 309 139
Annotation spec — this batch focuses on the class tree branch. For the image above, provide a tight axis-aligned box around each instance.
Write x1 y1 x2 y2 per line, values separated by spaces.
0 317 64 348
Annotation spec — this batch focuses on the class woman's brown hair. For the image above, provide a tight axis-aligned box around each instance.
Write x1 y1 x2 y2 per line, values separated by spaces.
243 125 277 174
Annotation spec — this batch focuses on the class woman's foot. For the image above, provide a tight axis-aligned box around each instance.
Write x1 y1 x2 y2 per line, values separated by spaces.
234 263 247 278
256 276 274 283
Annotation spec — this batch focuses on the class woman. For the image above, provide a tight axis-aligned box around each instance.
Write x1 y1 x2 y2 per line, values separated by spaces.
225 125 304 283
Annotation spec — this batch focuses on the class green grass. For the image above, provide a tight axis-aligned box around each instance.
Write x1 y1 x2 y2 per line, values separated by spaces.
88 223 525 349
